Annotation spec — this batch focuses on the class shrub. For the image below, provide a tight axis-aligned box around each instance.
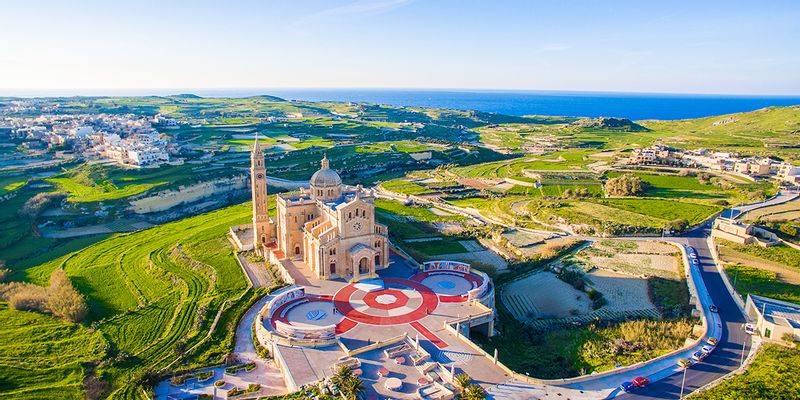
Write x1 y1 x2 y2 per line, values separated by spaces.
558 268 585 290
20 192 66 217
47 268 87 322
214 380 225 388
780 223 799 238
0 261 8 282
666 218 689 232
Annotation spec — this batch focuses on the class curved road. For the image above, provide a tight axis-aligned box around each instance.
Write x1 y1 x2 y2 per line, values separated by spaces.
618 222 752 399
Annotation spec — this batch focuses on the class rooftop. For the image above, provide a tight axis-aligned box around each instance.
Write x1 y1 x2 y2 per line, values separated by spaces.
750 294 800 328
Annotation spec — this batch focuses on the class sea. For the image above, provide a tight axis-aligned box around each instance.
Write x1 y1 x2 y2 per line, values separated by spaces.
5 88 800 121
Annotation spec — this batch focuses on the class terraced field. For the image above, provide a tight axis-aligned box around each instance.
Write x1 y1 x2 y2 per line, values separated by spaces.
0 303 108 399
18 203 257 399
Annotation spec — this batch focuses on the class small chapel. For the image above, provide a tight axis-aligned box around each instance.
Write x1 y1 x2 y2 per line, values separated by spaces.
246 137 390 280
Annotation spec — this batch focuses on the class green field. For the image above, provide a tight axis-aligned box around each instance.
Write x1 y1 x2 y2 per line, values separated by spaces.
596 198 721 225
12 203 266 399
451 149 595 178
725 265 800 305
606 171 722 199
46 177 165 203
374 199 463 223
0 303 108 399
379 179 434 195
691 344 800 399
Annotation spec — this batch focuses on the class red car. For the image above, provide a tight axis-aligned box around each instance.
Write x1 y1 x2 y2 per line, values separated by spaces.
632 376 650 388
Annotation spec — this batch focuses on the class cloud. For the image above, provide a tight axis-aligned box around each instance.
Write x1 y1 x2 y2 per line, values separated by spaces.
290 0 413 32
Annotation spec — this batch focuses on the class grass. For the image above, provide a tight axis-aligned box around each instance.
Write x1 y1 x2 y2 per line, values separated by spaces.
606 171 723 199
374 199 463 223
17 203 258 398
691 344 800 399
46 177 165 203
725 265 800 305
720 241 800 271
0 303 108 399
649 277 693 318
596 198 721 225
451 149 595 178
379 179 434 196
473 314 694 378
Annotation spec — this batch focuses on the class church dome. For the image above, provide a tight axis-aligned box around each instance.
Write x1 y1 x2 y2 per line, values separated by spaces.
310 156 341 187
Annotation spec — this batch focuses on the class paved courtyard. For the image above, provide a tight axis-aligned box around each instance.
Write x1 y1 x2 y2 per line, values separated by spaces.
264 252 504 398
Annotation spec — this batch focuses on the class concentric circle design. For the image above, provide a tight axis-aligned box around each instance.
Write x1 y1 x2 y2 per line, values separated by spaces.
333 278 438 325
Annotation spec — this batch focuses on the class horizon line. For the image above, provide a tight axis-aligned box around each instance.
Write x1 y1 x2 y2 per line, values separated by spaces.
2 87 800 98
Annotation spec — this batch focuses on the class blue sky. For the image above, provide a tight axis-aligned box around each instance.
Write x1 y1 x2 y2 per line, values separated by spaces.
1 0 799 94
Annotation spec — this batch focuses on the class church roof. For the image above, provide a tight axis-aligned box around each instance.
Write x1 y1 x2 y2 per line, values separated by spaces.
310 155 342 188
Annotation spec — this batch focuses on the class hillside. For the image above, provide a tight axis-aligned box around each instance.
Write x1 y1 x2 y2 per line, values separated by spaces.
640 105 800 162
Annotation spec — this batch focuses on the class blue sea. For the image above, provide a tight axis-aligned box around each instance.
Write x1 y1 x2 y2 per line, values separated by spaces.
6 88 800 120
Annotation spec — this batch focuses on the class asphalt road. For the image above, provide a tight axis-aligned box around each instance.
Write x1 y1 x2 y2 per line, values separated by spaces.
619 223 752 399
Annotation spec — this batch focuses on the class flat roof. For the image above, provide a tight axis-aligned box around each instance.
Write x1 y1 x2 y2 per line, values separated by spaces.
751 294 800 328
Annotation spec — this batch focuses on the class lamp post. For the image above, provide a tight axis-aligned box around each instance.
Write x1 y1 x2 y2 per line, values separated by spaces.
679 365 689 399
740 325 747 367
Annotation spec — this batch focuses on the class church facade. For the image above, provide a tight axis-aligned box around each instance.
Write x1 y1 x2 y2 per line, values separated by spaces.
248 137 389 280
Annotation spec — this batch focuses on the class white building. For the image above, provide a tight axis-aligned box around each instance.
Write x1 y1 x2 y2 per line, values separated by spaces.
745 294 800 341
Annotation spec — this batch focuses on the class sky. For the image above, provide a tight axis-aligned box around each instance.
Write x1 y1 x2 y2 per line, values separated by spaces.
1 0 799 95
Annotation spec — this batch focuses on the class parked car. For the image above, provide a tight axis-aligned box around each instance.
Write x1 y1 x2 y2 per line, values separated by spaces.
701 345 714 354
692 351 707 362
745 323 756 335
707 337 719 346
677 358 692 368
620 381 636 393
689 252 697 259
709 305 719 313
632 376 650 387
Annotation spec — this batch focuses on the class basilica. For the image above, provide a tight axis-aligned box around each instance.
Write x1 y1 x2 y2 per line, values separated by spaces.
246 137 389 280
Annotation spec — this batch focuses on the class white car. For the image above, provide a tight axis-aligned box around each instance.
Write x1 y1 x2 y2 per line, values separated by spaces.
745 323 756 335
701 345 714 354
689 252 697 259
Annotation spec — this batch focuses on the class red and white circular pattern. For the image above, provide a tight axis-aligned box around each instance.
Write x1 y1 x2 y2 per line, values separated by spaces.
333 278 439 325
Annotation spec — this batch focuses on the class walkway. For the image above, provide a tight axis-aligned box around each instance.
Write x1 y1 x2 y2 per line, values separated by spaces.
236 253 274 288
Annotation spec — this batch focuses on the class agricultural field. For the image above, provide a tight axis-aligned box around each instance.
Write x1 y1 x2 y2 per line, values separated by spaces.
450 149 596 178
0 303 108 399
573 240 681 280
374 200 469 261
46 177 165 203
718 239 800 304
11 203 267 399
742 197 800 223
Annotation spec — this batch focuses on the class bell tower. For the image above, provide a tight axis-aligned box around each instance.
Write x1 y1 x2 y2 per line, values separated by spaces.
251 135 272 253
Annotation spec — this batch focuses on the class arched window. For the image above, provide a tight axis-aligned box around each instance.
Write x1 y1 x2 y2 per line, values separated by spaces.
348 212 352 219
374 240 381 248
330 262 336 274
374 254 380 267
294 246 300 255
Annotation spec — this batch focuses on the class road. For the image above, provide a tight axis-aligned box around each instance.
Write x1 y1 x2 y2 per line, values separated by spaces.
721 190 799 219
618 222 752 399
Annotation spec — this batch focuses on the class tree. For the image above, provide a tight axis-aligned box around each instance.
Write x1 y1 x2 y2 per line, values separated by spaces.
331 365 364 400
604 174 645 197
454 373 471 390
461 384 487 400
